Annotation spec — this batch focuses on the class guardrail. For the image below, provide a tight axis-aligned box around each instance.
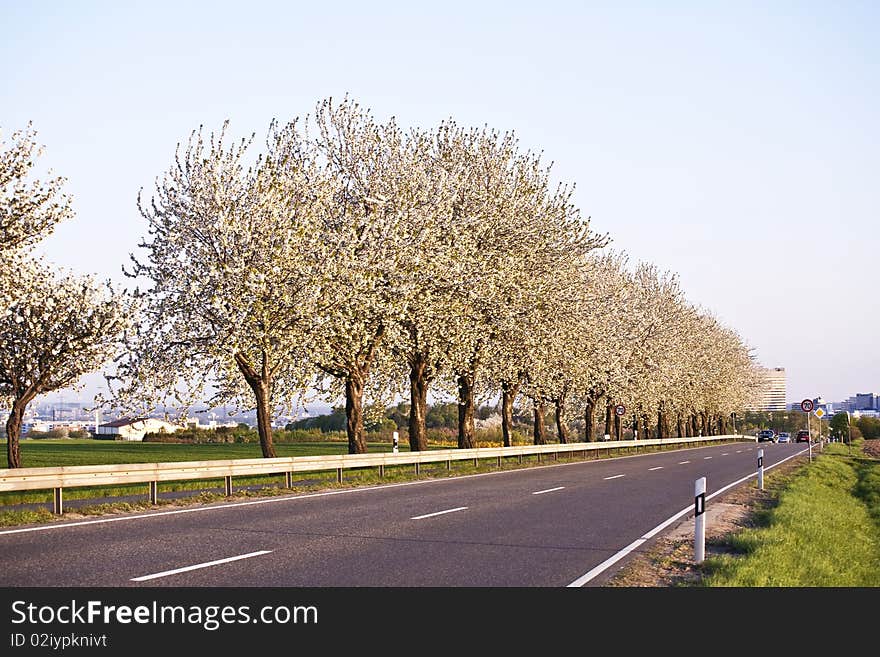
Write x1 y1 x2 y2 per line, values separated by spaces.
0 434 749 514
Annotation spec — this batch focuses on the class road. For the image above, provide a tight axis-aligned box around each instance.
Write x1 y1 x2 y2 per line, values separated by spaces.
0 441 808 587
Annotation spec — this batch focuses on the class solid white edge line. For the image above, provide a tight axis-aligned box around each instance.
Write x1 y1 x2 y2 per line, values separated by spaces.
0 440 754 537
131 550 272 582
648 467 663 471
410 506 468 520
603 474 625 480
532 486 565 495
566 446 810 587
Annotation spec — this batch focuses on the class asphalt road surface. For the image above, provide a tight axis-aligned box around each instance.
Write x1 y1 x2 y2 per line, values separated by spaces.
0 441 809 587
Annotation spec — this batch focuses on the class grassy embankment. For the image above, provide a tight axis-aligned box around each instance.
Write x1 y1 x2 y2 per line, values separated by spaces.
701 440 880 586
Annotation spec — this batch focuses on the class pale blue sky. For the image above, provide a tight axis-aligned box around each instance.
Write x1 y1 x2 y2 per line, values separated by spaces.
3 1 878 406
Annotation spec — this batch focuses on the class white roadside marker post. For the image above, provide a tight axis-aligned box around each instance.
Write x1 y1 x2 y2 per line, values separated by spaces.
694 477 707 564
392 431 399 454
757 449 764 490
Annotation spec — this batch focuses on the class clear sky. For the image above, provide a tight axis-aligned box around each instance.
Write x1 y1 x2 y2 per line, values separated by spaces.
3 0 877 406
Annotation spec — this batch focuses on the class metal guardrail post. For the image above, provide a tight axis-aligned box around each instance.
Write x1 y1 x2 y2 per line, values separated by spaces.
336 468 343 483
224 476 233 496
285 472 293 488
414 463 420 475
378 465 385 478
53 487 63 515
149 481 158 504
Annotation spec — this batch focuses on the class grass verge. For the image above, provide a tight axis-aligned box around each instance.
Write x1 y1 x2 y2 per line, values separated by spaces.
700 441 880 586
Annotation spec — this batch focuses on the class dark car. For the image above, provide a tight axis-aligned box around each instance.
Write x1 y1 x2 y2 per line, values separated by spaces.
758 429 776 442
796 429 811 443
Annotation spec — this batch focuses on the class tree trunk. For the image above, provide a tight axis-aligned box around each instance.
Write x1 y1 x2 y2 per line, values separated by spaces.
253 381 277 458
677 414 684 438
533 401 547 445
554 398 568 444
632 414 639 440
408 357 429 451
457 374 476 449
345 374 367 454
700 412 708 437
236 352 277 458
584 400 595 442
614 413 621 441
501 381 520 447
5 397 30 469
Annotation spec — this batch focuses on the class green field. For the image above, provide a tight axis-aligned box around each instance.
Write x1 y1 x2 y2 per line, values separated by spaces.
2 439 412 469
0 439 426 512
701 442 880 587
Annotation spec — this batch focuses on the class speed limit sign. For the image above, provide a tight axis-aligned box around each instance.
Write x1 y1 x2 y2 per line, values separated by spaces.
614 404 627 416
801 399 814 413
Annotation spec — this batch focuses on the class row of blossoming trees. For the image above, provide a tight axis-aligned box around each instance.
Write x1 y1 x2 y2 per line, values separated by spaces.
1 98 760 467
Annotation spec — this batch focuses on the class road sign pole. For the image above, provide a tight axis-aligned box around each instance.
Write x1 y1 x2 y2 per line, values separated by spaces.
694 477 706 564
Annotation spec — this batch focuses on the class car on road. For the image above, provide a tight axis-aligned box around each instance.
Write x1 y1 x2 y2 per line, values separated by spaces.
796 429 811 443
758 429 776 442
777 432 791 443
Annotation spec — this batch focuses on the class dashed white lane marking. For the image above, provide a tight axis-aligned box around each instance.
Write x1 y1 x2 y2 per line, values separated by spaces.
722 453 729 456
648 467 663 471
131 550 272 582
704 456 713 460
411 506 468 520
603 474 625 480
532 487 565 495
736 450 742 453
678 461 690 464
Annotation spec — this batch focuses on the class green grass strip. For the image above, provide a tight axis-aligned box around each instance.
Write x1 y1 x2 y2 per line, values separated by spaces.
702 443 880 587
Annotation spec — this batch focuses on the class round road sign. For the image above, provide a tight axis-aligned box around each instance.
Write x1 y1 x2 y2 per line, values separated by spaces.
801 399 814 412
614 404 627 416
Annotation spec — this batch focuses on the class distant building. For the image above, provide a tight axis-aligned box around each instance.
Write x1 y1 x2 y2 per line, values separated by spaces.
748 367 787 411
854 393 876 411
96 418 180 441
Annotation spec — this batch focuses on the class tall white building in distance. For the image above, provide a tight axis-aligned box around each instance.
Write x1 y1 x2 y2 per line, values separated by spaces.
750 367 787 411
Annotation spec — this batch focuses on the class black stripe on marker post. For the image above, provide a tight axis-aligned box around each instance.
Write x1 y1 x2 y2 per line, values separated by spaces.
694 492 705 516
